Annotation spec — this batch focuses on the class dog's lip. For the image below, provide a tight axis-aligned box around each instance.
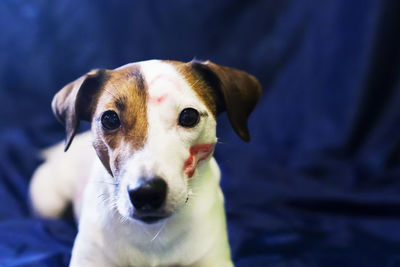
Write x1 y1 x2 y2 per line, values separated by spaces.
132 213 171 224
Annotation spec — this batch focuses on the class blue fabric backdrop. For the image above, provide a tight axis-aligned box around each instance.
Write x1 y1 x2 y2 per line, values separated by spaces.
0 0 400 266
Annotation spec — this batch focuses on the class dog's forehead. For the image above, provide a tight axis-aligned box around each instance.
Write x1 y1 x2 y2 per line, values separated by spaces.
113 60 184 92
114 60 217 116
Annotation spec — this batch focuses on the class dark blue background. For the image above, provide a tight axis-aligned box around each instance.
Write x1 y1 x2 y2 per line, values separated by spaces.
1 0 400 266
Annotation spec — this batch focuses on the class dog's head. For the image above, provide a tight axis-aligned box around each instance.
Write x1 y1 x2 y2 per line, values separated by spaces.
52 60 261 224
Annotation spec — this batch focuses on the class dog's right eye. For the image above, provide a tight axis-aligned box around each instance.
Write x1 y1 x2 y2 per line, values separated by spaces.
101 110 121 130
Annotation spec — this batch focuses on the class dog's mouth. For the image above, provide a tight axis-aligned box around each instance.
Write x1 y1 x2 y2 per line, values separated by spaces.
131 213 171 224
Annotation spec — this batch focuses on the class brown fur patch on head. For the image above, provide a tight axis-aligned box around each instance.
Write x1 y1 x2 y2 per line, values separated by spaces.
92 65 148 176
168 60 219 118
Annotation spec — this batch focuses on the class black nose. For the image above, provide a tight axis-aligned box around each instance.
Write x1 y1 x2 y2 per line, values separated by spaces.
128 177 167 212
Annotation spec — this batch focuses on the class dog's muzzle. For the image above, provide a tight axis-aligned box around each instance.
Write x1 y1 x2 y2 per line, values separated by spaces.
128 177 169 223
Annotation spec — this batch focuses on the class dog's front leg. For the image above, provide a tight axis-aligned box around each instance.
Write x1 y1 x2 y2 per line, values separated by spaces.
186 225 234 267
187 245 234 267
187 255 234 267
69 231 117 267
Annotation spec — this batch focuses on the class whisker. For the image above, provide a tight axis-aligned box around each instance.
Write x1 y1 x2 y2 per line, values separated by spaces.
104 84 118 100
92 181 119 186
190 79 200 88
97 194 116 208
97 193 106 199
151 220 167 243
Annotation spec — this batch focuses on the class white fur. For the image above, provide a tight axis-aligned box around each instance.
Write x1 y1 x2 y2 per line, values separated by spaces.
30 60 233 266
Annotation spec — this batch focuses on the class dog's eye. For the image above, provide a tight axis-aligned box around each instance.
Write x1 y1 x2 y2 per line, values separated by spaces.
178 108 200 128
101 110 121 130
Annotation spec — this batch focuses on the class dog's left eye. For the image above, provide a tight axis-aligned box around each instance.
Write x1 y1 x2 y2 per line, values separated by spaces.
178 108 200 128
101 110 121 130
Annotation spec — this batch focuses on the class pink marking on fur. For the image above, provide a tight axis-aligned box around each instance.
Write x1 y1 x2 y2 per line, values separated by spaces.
149 93 168 105
149 74 182 92
184 143 216 178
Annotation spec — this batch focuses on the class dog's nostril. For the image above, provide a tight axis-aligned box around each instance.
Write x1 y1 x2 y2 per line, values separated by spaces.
128 177 167 212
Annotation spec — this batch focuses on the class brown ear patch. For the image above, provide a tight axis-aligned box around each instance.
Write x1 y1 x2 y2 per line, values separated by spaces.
170 61 220 118
201 60 262 142
52 69 109 151
171 60 262 142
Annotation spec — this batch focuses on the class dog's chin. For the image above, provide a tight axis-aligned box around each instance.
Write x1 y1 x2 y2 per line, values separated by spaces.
132 214 171 224
116 202 176 225
126 212 172 225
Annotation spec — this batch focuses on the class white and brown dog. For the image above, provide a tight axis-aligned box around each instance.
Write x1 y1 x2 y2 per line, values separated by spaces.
29 59 261 267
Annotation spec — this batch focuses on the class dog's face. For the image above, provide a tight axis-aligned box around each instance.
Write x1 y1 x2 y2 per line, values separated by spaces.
52 60 261 224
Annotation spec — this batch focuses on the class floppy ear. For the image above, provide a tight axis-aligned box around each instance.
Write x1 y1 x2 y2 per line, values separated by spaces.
52 69 108 151
191 60 262 142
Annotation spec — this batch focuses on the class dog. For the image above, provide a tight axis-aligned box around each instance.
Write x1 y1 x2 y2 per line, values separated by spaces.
29 59 262 267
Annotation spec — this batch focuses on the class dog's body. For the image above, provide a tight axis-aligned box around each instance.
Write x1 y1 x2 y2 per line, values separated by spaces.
29 60 261 267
